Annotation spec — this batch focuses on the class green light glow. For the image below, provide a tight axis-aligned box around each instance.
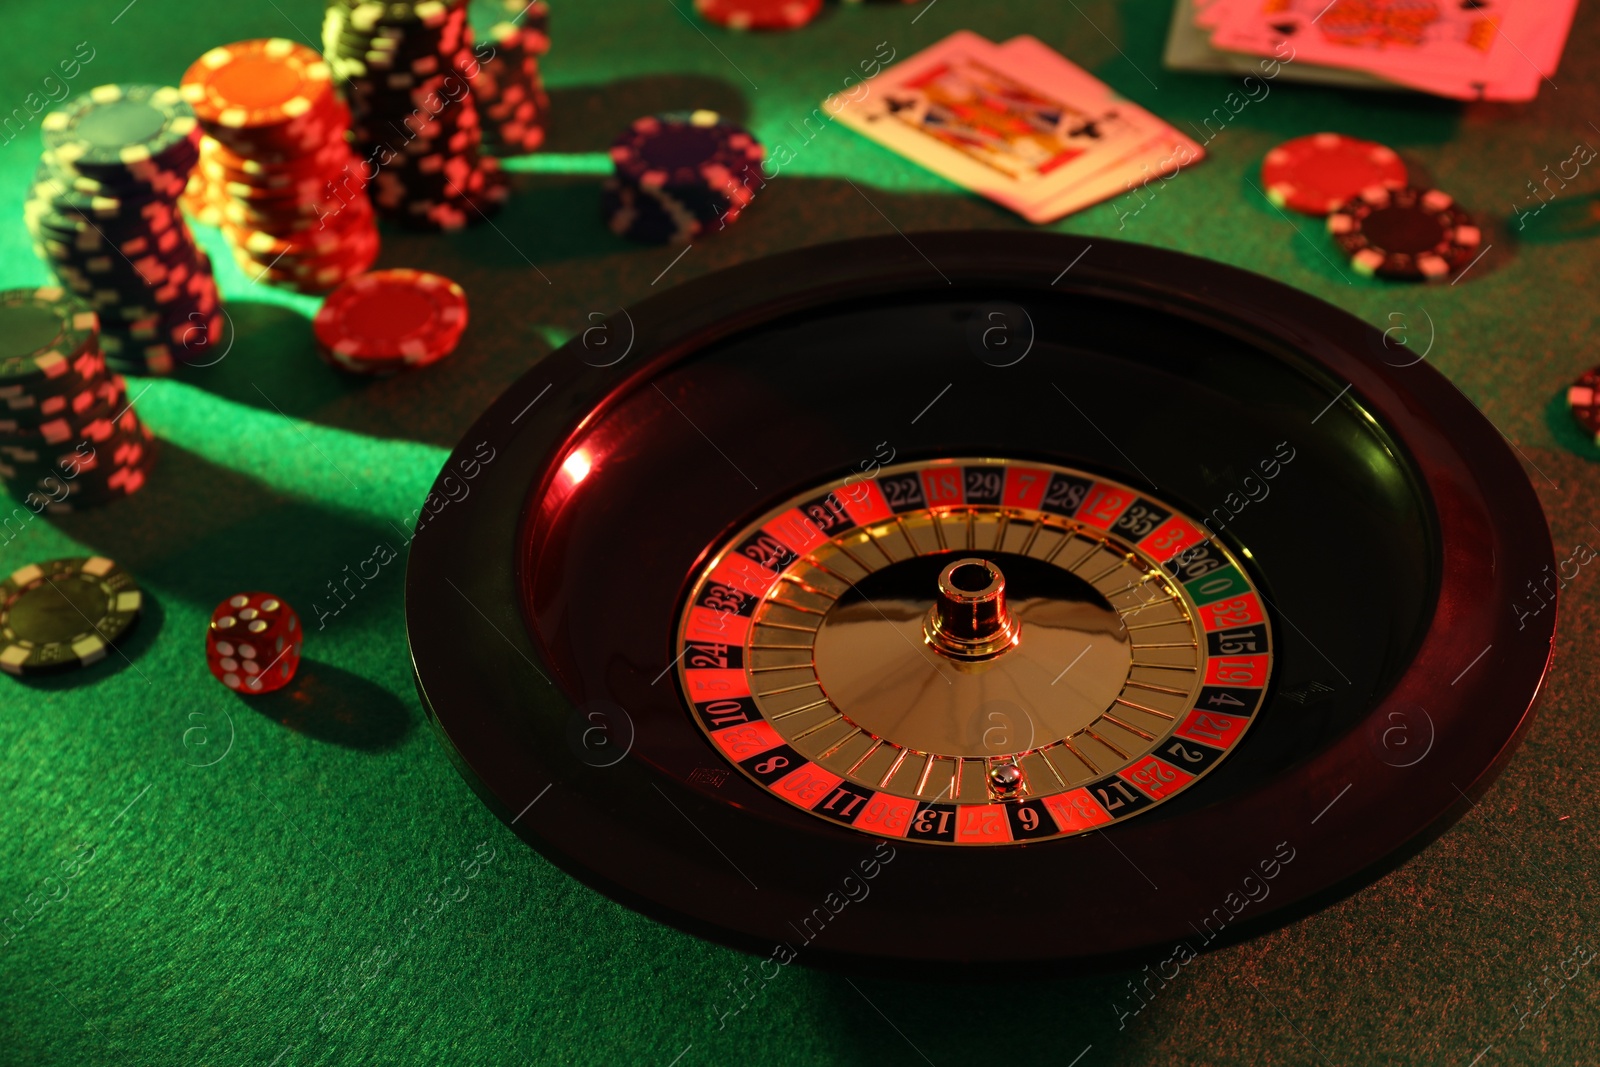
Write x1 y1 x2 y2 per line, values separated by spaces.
499 152 616 175
134 379 450 524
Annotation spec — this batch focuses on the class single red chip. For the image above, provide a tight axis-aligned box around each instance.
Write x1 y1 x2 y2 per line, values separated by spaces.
312 268 468 370
1261 133 1408 216
694 0 822 30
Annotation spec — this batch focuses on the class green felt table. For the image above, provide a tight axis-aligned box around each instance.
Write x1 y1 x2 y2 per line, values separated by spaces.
3 2 1599 1065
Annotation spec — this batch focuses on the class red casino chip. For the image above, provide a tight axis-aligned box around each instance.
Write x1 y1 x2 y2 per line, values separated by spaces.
1261 133 1408 217
693 0 822 30
1567 365 1600 444
1326 186 1481 280
312 268 468 373
180 38 335 133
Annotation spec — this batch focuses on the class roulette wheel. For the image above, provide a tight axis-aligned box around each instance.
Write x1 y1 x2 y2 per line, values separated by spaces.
405 231 1554 967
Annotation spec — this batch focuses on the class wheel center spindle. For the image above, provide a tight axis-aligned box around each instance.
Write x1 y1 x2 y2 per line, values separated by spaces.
923 557 1022 661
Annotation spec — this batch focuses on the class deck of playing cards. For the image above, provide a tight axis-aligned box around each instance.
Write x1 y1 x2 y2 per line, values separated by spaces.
1166 0 1579 102
824 31 1204 224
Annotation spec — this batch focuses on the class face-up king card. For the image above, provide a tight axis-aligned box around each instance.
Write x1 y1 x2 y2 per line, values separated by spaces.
825 30 1176 222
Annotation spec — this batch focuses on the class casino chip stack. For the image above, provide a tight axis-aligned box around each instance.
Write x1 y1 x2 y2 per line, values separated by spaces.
312 268 468 375
26 84 222 375
604 111 765 244
467 0 550 155
181 39 380 294
322 0 509 230
0 288 157 511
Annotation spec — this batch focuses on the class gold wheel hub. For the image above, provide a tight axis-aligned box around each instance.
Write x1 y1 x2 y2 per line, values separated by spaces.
811 552 1133 759
923 557 1022 661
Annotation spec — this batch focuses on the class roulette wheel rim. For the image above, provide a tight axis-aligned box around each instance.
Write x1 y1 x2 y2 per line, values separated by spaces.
405 230 1554 967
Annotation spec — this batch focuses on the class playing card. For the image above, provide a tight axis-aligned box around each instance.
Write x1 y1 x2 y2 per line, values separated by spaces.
1208 0 1566 102
998 35 1206 223
1163 0 1398 90
1521 0 1582 76
825 31 1166 222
